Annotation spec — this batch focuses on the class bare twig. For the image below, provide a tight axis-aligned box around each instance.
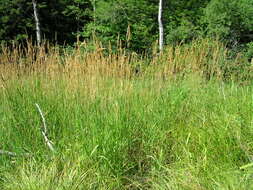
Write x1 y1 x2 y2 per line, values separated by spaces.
35 103 55 152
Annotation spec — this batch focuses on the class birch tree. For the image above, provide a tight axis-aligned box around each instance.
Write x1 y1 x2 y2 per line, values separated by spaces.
158 0 164 51
32 0 41 45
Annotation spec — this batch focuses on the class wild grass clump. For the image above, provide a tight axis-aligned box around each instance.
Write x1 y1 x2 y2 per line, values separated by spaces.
0 39 253 189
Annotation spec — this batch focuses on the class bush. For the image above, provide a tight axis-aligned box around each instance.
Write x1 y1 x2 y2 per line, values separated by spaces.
244 42 253 61
202 0 253 47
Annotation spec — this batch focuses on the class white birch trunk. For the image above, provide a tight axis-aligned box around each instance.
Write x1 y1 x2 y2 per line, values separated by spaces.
158 0 164 51
93 0 96 24
32 0 41 45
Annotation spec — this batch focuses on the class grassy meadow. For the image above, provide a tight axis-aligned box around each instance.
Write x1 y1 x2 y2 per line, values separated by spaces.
0 39 253 189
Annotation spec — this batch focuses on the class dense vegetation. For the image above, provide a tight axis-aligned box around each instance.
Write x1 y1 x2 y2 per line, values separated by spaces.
0 39 253 189
0 0 253 189
0 0 253 56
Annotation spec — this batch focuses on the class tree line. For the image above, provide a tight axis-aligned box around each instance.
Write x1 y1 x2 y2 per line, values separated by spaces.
0 0 252 56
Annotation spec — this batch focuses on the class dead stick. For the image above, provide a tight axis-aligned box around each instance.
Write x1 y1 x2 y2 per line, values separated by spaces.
35 103 55 152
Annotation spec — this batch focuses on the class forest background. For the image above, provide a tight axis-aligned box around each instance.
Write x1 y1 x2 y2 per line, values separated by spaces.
0 0 253 58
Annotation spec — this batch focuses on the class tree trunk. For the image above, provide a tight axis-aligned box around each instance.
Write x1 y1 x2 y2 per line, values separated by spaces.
93 0 96 24
32 0 41 45
158 0 164 51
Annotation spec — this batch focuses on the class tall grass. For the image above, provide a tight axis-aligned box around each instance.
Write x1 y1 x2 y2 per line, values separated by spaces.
0 38 252 81
0 39 253 189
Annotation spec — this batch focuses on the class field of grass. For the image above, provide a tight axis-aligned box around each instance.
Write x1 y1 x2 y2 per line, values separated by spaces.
0 39 253 189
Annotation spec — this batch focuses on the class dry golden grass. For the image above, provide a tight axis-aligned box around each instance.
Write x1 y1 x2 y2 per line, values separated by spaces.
0 38 250 84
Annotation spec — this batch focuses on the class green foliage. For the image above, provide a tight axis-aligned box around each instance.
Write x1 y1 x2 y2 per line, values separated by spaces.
202 0 253 46
244 42 253 60
81 0 157 51
166 20 198 44
62 0 92 35
0 0 33 42
38 0 92 44
0 0 252 52
164 0 210 44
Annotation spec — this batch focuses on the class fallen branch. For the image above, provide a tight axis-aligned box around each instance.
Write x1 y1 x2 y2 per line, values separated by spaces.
35 103 55 152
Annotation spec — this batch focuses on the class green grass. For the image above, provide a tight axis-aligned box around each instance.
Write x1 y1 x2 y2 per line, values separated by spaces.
0 38 253 189
0 72 253 189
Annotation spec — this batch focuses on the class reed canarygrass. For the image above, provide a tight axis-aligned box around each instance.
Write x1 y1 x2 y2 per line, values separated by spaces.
0 39 253 189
